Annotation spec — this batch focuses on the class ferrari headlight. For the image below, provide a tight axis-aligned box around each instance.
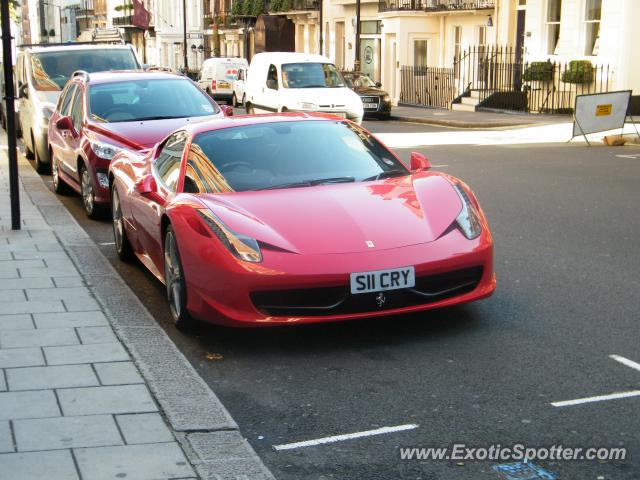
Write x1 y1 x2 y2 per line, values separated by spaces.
197 209 262 263
453 184 482 240
90 140 122 160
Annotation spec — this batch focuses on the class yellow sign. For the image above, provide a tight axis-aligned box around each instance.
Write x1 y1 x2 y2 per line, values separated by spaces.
595 104 613 116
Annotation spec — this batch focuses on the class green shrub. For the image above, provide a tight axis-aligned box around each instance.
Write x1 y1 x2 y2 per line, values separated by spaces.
561 60 594 84
523 61 554 81
231 0 243 15
270 0 283 11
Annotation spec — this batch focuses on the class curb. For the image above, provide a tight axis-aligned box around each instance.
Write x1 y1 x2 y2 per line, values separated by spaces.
389 115 533 129
14 155 276 480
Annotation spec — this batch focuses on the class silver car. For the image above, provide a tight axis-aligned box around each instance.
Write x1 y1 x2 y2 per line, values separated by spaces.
16 43 140 173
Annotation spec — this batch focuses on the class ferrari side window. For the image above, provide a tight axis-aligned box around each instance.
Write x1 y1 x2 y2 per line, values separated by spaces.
154 131 187 192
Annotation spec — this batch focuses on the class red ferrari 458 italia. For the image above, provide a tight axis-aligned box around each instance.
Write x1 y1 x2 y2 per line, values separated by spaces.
109 113 495 328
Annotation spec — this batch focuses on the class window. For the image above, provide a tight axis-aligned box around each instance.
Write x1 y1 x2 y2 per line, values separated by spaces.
546 0 562 55
281 63 344 88
453 26 462 78
70 88 84 133
184 144 231 194
154 132 187 192
477 25 487 56
266 64 278 90
584 0 601 55
414 40 428 67
58 84 77 116
360 21 381 35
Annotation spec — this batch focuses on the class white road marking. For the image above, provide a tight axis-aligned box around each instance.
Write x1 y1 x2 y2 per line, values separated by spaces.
273 424 419 451
99 242 115 246
610 354 640 373
551 390 640 407
615 154 640 159
431 164 449 168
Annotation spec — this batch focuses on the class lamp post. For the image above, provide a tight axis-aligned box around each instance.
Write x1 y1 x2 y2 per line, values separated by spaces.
354 0 361 71
182 0 188 73
42 1 63 43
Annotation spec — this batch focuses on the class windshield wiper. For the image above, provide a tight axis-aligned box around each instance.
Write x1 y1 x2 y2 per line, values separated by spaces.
134 115 188 121
257 176 355 190
299 85 326 88
362 169 408 182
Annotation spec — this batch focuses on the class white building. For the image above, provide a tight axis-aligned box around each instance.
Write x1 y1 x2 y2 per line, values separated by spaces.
521 0 639 93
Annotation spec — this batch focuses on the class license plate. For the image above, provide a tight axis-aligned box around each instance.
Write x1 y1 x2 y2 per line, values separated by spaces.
364 103 378 109
218 81 230 88
350 266 415 294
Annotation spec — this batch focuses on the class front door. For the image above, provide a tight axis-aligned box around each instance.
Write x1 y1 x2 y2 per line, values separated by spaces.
514 9 526 90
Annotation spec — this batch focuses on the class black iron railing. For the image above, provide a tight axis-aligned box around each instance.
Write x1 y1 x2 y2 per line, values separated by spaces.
112 15 133 26
400 45 613 113
379 0 494 13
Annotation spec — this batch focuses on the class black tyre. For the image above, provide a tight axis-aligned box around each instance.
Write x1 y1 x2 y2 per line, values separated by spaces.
51 153 71 195
32 133 50 174
25 132 35 159
241 94 246 108
245 103 255 115
164 225 193 330
232 93 238 107
111 184 134 261
80 164 102 219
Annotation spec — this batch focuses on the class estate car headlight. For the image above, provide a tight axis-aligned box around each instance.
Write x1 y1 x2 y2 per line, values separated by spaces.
197 209 262 263
453 184 482 240
297 101 317 110
382 94 391 103
90 140 122 160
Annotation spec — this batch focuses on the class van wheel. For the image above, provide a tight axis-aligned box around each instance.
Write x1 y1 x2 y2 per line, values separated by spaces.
232 93 238 107
246 103 255 115
241 94 246 108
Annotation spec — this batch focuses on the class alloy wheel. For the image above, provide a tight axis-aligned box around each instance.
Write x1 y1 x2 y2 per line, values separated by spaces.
164 230 182 321
112 188 124 253
81 167 95 216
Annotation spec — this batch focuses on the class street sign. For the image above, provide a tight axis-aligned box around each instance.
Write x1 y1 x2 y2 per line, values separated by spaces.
572 91 635 145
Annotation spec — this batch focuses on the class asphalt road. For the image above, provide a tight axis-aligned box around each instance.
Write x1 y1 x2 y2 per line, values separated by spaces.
10 120 640 480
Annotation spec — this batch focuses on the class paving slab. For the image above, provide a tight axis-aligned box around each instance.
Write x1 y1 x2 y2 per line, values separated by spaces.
0 315 34 331
6 364 99 391
44 342 129 365
0 347 44 368
0 277 54 290
57 384 157 416
0 327 79 348
33 311 109 329
0 299 65 315
0 370 5 391
0 421 12 453
0 390 60 420
76 326 118 344
93 361 144 385
13 415 123 451
0 450 79 480
74 442 195 480
116 413 175 445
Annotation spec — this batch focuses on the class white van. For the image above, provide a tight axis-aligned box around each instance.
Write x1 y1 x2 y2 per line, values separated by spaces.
244 52 364 124
197 57 249 104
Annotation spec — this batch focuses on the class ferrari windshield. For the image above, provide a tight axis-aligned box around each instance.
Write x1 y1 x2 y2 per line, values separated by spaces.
88 79 219 122
190 120 408 192
281 63 345 88
30 49 139 91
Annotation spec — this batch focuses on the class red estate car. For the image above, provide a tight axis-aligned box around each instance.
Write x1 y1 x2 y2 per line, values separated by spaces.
48 70 230 218
109 113 495 328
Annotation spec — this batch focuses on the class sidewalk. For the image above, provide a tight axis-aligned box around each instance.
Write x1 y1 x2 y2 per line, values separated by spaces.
389 104 571 128
0 143 274 479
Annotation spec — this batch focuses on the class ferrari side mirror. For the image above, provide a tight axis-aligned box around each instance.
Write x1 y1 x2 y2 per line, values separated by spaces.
410 152 431 172
220 104 233 117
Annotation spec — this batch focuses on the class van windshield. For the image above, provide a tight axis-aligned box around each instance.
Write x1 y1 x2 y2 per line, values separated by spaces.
30 49 139 91
281 63 345 88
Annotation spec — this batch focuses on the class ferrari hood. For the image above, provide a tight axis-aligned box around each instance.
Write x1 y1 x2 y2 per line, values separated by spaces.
201 174 463 255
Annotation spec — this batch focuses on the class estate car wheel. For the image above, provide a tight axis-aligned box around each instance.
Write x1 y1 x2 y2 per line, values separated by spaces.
111 185 133 262
51 154 70 195
24 132 34 159
80 164 102 219
164 226 193 330
245 103 255 115
33 133 50 174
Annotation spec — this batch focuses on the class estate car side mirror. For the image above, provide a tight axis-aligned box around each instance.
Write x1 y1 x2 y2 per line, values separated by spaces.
18 83 28 99
375 82 382 88
410 152 431 172
220 104 233 117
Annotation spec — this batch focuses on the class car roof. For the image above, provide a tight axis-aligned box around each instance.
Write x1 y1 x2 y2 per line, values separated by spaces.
251 52 332 64
74 70 185 85
186 112 344 137
19 44 133 54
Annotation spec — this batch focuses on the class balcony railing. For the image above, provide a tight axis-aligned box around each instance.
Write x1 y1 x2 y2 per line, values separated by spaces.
379 0 494 13
113 15 133 26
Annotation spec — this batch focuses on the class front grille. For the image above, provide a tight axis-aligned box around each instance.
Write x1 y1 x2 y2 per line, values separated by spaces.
251 267 483 317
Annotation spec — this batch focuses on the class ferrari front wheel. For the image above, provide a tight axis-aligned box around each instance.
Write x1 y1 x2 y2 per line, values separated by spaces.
164 225 193 330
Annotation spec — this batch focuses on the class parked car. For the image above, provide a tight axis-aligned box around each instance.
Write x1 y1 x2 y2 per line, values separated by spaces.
232 66 247 108
197 57 249 104
48 70 230 218
244 52 364 124
0 61 21 135
109 113 495 329
341 71 392 119
16 43 141 173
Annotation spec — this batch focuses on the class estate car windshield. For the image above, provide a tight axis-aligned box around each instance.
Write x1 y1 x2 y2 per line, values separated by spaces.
88 79 219 123
30 49 139 91
189 121 408 192
343 74 377 88
281 63 345 88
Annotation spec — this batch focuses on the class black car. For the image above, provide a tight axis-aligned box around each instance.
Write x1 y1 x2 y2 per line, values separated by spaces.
341 71 391 119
